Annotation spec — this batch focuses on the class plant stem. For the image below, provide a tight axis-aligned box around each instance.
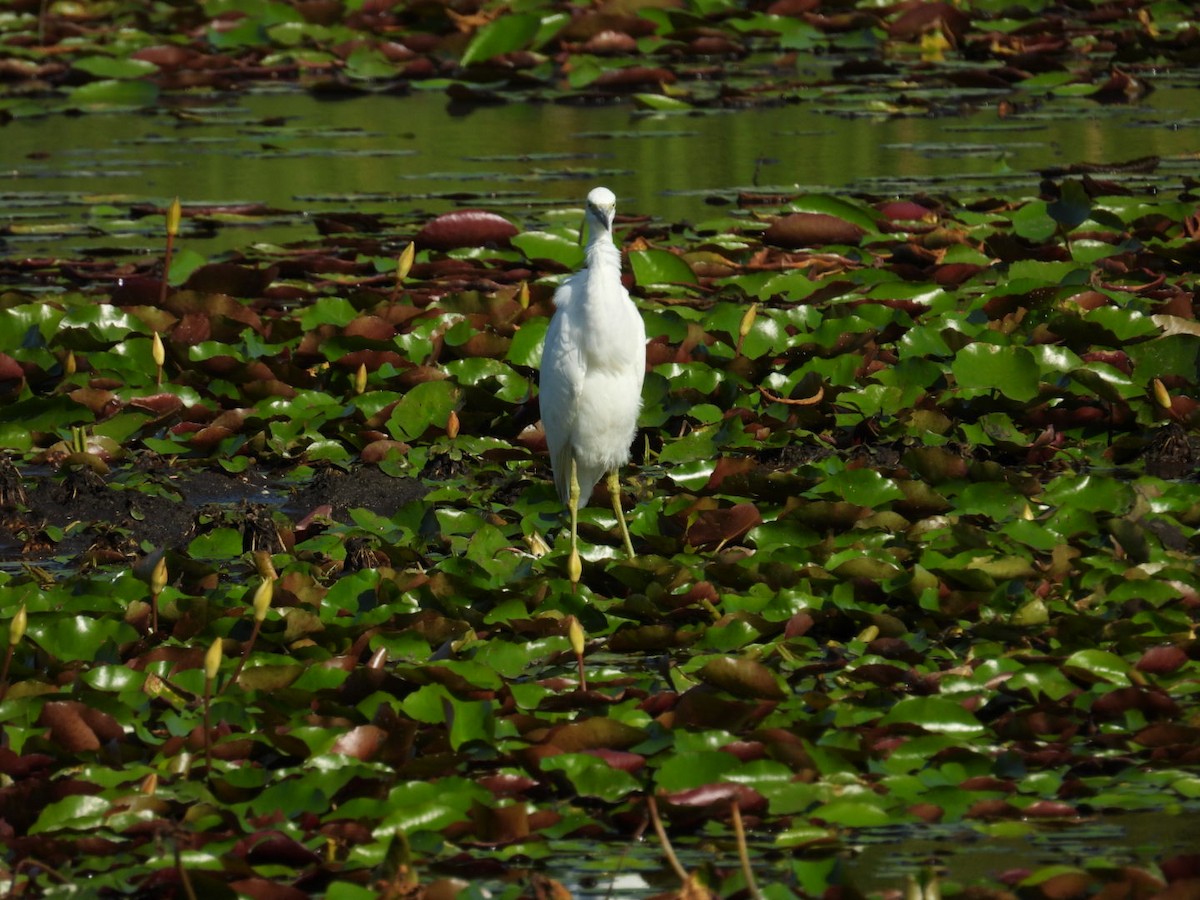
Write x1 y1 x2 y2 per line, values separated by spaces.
0 643 14 703
221 618 261 696
647 796 688 884
730 799 762 900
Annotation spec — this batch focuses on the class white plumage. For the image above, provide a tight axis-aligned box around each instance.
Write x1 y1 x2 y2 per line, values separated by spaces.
540 187 646 582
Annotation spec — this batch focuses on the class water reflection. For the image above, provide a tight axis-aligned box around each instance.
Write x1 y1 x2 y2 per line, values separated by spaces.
2 83 1199 259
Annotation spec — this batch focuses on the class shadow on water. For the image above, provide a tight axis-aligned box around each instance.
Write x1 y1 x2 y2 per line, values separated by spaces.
512 808 1200 897
3 82 1200 259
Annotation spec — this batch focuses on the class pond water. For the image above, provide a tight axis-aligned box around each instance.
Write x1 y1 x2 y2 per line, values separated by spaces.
4 79 1200 261
538 806 1200 897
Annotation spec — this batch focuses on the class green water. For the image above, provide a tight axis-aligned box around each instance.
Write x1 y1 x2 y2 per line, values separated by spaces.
4 82 1200 260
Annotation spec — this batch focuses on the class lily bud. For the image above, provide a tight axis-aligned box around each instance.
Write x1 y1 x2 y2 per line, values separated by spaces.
204 637 222 682
397 241 415 281
151 331 166 368
252 577 273 623
567 547 582 585
738 302 758 343
355 362 367 395
567 616 585 658
64 351 76 377
150 556 168 595
446 409 460 440
1153 378 1172 410
517 281 530 310
166 197 182 238
9 605 26 646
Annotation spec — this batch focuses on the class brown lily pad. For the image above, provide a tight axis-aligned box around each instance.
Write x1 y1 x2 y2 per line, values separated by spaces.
763 212 865 248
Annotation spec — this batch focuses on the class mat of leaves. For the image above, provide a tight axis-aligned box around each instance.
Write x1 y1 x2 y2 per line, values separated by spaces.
2 170 1200 898
0 0 1189 119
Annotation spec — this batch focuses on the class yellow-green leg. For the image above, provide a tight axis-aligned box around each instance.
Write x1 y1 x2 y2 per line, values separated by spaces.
606 469 635 559
567 457 582 585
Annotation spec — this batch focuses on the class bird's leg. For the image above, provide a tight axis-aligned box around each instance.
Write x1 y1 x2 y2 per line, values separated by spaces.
606 469 635 559
567 458 582 585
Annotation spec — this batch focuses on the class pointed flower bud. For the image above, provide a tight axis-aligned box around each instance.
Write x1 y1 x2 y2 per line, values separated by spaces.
397 241 415 281
150 555 168 594
567 616 585 658
252 577 273 623
204 637 223 682
355 362 367 395
166 197 182 238
1153 378 1172 410
9 605 26 646
446 409 460 440
151 331 165 368
738 302 758 343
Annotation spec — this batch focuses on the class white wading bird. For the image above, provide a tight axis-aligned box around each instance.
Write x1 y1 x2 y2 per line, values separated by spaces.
539 187 647 584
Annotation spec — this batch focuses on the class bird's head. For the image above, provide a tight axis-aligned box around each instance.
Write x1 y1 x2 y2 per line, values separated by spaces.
579 187 617 246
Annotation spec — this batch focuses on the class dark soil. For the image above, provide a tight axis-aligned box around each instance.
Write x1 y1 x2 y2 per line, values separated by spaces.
0 455 426 568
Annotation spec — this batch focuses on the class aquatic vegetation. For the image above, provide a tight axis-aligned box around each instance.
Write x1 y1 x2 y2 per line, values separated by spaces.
1 156 1199 896
0 0 1188 119
2 1 1200 896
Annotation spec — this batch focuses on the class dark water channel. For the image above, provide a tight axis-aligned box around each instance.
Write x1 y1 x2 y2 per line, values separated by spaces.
4 81 1200 261
551 807 1200 897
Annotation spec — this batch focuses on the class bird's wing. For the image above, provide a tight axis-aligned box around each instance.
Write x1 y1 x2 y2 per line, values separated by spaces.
539 277 585 501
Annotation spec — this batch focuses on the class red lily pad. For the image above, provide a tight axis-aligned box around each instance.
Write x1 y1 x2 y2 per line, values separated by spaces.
415 210 518 251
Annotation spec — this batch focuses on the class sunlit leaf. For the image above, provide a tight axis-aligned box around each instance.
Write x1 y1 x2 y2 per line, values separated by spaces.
461 13 542 67
951 343 1040 402
630 249 697 286
878 696 984 736
67 79 159 108
387 381 462 442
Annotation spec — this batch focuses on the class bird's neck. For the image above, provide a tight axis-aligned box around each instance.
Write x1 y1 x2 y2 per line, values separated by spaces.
585 232 620 270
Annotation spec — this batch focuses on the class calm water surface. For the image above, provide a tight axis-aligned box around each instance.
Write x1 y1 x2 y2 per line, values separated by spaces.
3 81 1200 259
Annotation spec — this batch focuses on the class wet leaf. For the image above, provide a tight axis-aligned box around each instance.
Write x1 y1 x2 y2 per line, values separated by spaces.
878 696 984 736
1063 649 1132 686
461 14 543 67
630 249 698 286
764 212 866 248
416 210 518 250
67 79 160 108
696 656 786 700
72 56 159 79
387 381 462 442
539 753 641 802
512 231 583 269
951 343 1040 402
